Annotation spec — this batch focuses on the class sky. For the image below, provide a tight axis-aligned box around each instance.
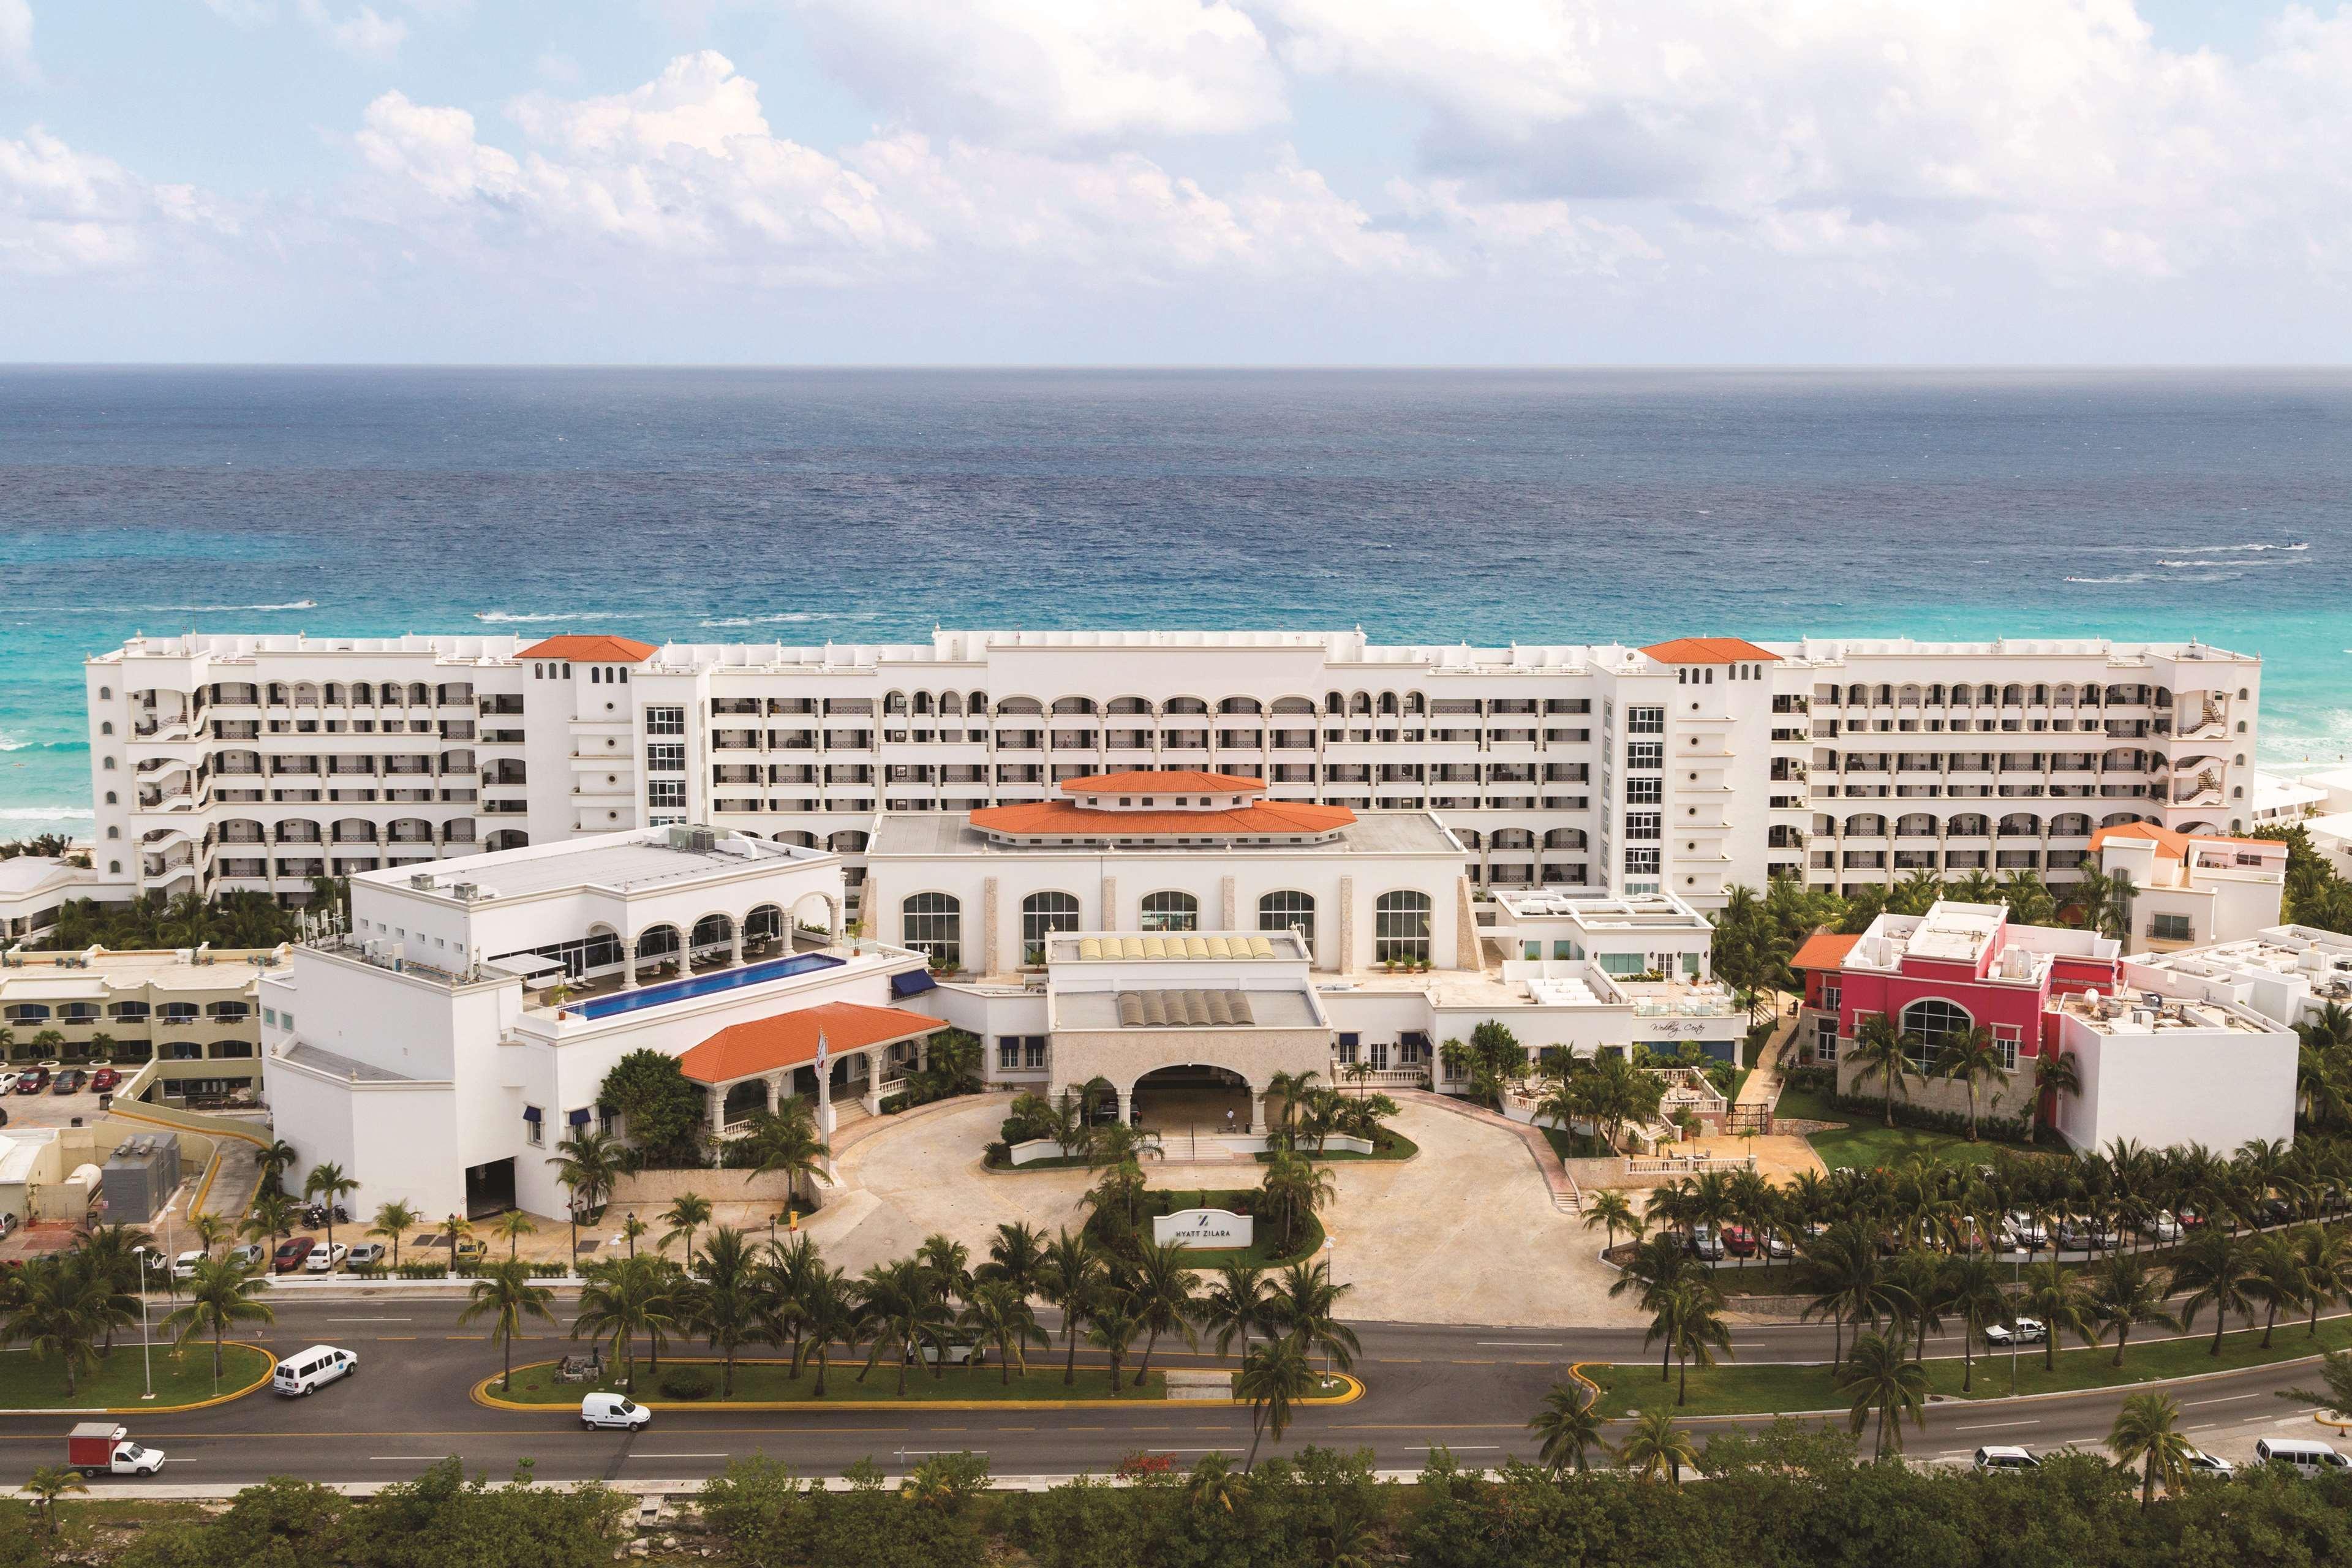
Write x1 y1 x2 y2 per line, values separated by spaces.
2 1 2350 363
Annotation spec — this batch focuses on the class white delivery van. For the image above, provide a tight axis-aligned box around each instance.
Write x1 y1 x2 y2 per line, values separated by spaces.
2255 1437 2351 1477
581 1392 650 1431
273 1344 358 1396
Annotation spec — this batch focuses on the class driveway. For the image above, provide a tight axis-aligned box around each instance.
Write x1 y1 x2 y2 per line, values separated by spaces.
813 1096 1645 1328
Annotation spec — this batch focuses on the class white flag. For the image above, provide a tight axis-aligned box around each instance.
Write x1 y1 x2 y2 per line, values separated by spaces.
816 1030 829 1070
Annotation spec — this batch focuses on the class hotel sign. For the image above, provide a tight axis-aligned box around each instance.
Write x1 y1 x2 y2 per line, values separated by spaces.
1153 1208 1254 1250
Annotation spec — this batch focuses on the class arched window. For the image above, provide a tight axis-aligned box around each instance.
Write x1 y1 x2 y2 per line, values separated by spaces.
1900 997 1973 1073
1258 889 1316 955
902 893 962 970
1374 889 1433 964
1139 891 1199 933
1022 891 1081 966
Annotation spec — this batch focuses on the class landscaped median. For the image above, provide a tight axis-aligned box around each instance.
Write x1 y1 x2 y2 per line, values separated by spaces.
1575 1314 2352 1419
0 1342 273 1414
472 1357 1362 1412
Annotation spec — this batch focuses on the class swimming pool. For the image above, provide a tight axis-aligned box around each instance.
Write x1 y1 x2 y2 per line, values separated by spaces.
576 952 846 1019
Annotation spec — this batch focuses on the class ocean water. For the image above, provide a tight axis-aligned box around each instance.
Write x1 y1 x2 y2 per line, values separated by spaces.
2 367 2348 838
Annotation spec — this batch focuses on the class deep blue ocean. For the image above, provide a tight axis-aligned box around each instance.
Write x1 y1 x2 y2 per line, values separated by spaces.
3 368 2347 838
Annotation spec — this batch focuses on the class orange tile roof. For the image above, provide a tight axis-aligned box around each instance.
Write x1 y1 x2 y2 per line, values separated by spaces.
1790 932 1860 972
676 1001 944 1085
2088 822 2282 858
1639 637 1781 665
970 800 1355 837
517 635 658 663
1062 771 1266 795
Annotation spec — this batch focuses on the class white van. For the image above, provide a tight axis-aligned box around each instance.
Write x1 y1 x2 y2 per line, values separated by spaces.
273 1344 358 1397
581 1392 650 1431
2254 1437 2351 1477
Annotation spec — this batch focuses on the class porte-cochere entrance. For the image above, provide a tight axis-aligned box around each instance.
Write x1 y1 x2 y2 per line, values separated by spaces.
1128 1063 1253 1133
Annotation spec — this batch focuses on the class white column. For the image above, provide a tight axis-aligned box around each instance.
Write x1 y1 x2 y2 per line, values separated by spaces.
729 920 744 966
764 1073 782 1114
622 938 639 990
816 1064 835 1139
706 1084 727 1137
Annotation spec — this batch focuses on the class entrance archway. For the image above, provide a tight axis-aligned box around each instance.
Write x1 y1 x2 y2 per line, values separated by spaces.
1129 1063 1251 1134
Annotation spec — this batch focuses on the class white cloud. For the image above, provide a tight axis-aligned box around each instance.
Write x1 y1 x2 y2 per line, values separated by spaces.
299 0 405 61
0 126 233 275
793 0 1287 145
0 0 34 81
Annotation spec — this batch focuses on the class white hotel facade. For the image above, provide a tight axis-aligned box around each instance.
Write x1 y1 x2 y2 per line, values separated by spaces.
82 627 2264 921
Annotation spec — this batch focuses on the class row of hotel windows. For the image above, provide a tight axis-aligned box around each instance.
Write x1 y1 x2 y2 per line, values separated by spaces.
1815 998 2024 1074
898 888 1435 971
3 1000 249 1023
530 663 633 683
1515 942 1703 977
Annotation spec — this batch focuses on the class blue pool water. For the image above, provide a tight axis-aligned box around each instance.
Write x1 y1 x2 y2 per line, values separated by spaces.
576 952 845 1019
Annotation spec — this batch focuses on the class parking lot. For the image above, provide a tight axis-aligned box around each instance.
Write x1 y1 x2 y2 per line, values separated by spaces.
0 1064 127 1131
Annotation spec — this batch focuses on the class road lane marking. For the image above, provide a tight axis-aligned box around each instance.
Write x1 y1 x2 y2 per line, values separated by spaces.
372 1456 453 1461
2185 1392 2263 1406
329 1317 412 1322
634 1453 731 1459
1951 1420 2040 1431
1475 1342 1564 1349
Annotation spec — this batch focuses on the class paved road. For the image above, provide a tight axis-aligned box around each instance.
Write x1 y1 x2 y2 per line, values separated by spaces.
1 1294 2334 1488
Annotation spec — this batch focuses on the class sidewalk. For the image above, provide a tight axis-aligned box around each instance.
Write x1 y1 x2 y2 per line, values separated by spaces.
1396 1088 1581 1213
1735 990 1801 1115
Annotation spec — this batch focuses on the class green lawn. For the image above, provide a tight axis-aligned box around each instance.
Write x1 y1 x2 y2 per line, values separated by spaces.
1254 1131 1420 1164
1582 1312 2352 1418
1089 1188 1326 1270
490 1358 1167 1404
1774 1085 2017 1172
0 1341 271 1409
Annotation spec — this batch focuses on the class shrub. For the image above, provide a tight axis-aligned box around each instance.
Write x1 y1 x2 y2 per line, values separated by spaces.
394 1261 449 1279
660 1367 715 1401
982 1140 1010 1168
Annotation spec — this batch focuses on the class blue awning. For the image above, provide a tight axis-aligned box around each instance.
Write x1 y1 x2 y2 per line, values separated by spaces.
568 1108 592 1126
891 970 938 997
522 1106 541 1123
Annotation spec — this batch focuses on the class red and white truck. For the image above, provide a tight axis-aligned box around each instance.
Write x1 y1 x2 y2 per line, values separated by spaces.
66 1423 167 1477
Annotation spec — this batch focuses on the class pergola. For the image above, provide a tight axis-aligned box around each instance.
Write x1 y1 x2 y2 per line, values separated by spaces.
675 1000 944 1139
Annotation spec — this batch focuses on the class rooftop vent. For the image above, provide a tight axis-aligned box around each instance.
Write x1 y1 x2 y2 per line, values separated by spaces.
668 826 718 853
409 873 436 889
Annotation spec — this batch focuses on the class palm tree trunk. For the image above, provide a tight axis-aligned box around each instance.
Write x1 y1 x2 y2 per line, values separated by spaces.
503 1333 514 1390
213 1325 225 1380
1001 1344 1012 1386
1962 1330 1973 1392
1138 1326 1159 1386
1064 1320 1079 1385
1677 1351 1688 1406
2113 1325 2128 1367
897 1351 908 1397
2262 1303 2277 1349
2142 1453 2156 1510
725 1345 736 1398
1661 1338 1672 1381
814 1347 829 1398
1832 1309 1844 1374
2211 1312 2226 1355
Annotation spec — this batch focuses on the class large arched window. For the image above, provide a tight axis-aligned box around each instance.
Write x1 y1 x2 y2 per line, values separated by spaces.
1139 891 1199 933
902 893 962 970
1022 891 1081 966
1258 890 1316 956
1901 997 1973 1073
1374 889 1433 964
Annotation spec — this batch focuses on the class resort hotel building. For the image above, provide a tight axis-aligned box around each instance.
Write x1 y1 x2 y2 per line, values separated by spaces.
79 627 2263 922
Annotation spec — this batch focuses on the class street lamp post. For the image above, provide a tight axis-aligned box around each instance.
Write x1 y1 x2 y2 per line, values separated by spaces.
130 1246 162 1401
1321 1237 1336 1388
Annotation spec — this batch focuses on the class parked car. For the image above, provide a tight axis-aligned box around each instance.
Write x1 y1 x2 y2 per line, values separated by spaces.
581 1393 650 1431
2257 1198 2294 1227
2149 1212 2183 1242
273 1344 358 1396
88 1067 120 1093
52 1068 86 1095
0 1071 18 1093
303 1242 349 1273
1687 1224 1725 1261
2001 1212 2047 1251
273 1237 315 1273
227 1243 265 1270
14 1068 49 1094
2176 1207 2207 1231
1973 1446 2041 1474
2185 1448 2235 1478
2056 1220 2093 1251
345 1243 386 1268
905 1339 987 1368
171 1250 206 1280
1985 1316 2048 1348
1721 1224 1758 1258
1763 1231 1793 1260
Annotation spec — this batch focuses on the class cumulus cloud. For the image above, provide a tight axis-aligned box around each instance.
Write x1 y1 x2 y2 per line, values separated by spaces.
793 0 1287 145
0 126 233 274
0 0 33 81
299 0 405 61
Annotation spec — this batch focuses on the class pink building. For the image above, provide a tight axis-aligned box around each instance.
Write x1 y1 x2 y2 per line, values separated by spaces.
1797 901 2120 1131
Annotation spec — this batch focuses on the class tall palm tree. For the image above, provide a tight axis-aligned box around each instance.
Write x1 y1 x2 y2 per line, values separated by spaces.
1796 1221 1901 1373
492 1209 537 1261
3 1258 123 1397
2018 1260 2095 1373
1086 1289 1143 1392
1838 1330 1929 1460
459 1261 556 1392
1200 1262 1276 1362
1126 1238 1199 1387
915 1234 974 1309
763 1232 821 1373
856 1257 954 1396
1529 1381 1607 1476
1845 1012 1921 1127
1257 1150 1336 1251
2108 1391 2195 1510
158 1257 274 1392
243 1190 299 1257
301 1162 360 1257
546 1128 623 1258
570 1254 677 1394
793 1262 860 1398
688 1229 765 1397
1616 1408 1699 1485
2026 1050 2081 1145
2294 1224 2352 1336
1581 1189 1642 1256
2244 1231 2310 1349
368 1200 420 1268
660 1193 713 1267
1646 1273 1733 1406
1039 1227 1101 1388
1262 1068 1321 1131
1943 1252 2008 1393
979 1220 1047 1300
1267 1259 1360 1376
2173 1229 2261 1357
1999 870 2057 927
2087 1253 2181 1368
255 1138 298 1196
959 1280 1047 1387
1237 1335 1316 1472
1932 1024 2010 1143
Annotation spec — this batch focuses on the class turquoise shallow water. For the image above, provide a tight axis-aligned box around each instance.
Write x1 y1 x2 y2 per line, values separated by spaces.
2 366 2346 837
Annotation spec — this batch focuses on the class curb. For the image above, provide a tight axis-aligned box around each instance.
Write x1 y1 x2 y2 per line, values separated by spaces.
468 1359 1364 1414
0 1341 273 1417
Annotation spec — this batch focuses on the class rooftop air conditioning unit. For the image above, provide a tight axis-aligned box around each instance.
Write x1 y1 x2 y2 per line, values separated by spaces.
410 873 435 889
451 882 478 901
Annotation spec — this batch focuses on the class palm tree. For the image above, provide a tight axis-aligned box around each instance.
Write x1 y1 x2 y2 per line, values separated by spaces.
688 1229 764 1397
1932 1024 2010 1143
1200 1262 1276 1362
2087 1253 2181 1368
2244 1231 2310 1349
1796 1222 1901 1373
301 1162 359 1256
856 1257 954 1396
571 1254 677 1395
794 1263 861 1398
1086 1289 1143 1392
1182 1452 1248 1515
243 1189 299 1256
979 1220 1047 1300
1529 1381 1607 1476
1845 1012 1921 1126
2026 1050 2081 1145
1126 1238 1199 1387
1616 1408 1698 1485
2173 1229 2261 1357
2018 1260 2095 1373
158 1257 274 1392
2294 1223 2352 1336
1268 1259 1360 1376
615 1214 647 1260
1257 1150 1336 1251
1040 1227 1101 1388
1643 1272 1733 1405
740 1098 834 1210
492 1209 537 1262
368 1200 420 1268
1581 1189 1642 1256
2 1258 123 1397
959 1280 1047 1387
2108 1391 2195 1510
661 1192 714 1268
915 1234 973 1308
1237 1335 1316 1472
1838 1330 1929 1460
444 1212 479 1265
256 1137 298 1196
1943 1253 2007 1392
1262 1068 1321 1131
190 1213 230 1262
21 1466 86 1534
459 1261 556 1392
547 1127 623 1259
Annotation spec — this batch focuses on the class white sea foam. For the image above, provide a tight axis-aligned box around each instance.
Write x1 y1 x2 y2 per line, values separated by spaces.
0 807 93 821
698 613 821 627
474 610 661 624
